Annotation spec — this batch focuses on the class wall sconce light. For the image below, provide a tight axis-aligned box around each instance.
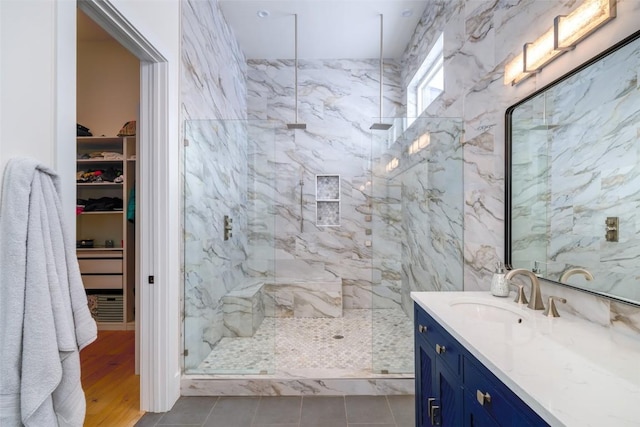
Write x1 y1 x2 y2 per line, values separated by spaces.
504 0 616 85
504 52 527 86
408 133 431 155
555 0 616 50
523 27 561 72
386 157 399 172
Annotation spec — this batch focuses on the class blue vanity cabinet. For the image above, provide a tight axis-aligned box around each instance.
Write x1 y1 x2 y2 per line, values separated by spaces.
414 303 548 427
464 396 500 427
463 357 548 427
414 305 463 426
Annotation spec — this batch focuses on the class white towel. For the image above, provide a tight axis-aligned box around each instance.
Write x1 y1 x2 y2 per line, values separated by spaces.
0 157 97 427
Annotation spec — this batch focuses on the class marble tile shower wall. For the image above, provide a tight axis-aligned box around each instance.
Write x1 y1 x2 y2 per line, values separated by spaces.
369 117 464 316
400 0 640 331
400 123 464 315
245 59 404 310
182 0 249 369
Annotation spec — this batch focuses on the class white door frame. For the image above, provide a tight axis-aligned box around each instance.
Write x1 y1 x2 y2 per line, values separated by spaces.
78 0 180 412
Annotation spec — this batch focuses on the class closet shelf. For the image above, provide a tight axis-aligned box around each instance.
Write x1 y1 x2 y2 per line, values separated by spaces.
79 211 124 215
77 159 123 163
77 182 123 187
77 135 136 330
77 247 123 253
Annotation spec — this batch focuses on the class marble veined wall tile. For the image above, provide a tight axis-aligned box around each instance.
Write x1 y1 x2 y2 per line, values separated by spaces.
182 0 247 121
182 0 250 369
368 117 464 314
246 58 402 310
400 0 640 329
183 120 250 368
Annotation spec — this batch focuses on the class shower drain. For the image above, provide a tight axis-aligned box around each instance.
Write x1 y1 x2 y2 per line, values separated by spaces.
332 334 344 339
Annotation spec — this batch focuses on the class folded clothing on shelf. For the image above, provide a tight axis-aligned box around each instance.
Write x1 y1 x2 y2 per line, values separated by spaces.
77 123 92 136
76 167 123 183
77 197 123 212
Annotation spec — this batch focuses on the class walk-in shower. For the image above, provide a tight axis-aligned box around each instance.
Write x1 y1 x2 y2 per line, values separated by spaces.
182 116 463 392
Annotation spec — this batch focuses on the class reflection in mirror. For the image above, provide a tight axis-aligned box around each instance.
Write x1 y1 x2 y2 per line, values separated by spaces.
506 29 640 306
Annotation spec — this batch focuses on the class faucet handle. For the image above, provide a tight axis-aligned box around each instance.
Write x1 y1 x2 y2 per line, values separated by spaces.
508 282 528 305
543 296 567 318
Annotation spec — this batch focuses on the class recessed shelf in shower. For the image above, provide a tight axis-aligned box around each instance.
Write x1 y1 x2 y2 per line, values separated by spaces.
316 175 340 227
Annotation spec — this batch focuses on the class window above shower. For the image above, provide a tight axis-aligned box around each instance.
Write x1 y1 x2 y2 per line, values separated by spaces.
407 32 444 128
316 175 340 227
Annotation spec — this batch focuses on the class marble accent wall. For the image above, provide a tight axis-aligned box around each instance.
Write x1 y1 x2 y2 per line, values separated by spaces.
372 119 464 315
401 0 640 332
181 0 249 369
245 59 403 310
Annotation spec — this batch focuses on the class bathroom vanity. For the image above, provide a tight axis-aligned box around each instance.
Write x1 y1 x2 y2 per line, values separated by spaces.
412 292 640 426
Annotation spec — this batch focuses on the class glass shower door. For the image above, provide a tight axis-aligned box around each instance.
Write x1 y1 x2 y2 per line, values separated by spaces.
370 117 464 375
183 119 276 375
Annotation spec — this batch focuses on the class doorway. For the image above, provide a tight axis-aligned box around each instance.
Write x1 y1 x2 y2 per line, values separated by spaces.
76 0 178 414
76 8 141 424
76 9 138 334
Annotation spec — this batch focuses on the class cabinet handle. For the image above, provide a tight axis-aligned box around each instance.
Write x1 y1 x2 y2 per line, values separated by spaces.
427 398 441 426
476 390 491 406
435 344 446 354
418 324 427 333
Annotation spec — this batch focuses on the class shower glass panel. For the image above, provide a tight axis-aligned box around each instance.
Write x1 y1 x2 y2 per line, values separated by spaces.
183 119 276 375
370 117 464 375
182 116 462 378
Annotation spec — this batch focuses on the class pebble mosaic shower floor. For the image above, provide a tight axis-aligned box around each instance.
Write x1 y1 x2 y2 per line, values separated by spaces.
196 309 414 376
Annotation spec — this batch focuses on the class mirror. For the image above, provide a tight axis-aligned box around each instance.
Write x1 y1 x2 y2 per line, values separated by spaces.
506 29 640 306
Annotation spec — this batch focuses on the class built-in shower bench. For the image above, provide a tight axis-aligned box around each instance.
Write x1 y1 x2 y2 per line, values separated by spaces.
263 278 343 318
222 276 344 338
222 280 265 337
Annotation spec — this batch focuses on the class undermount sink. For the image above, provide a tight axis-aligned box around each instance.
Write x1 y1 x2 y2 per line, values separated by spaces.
449 298 529 324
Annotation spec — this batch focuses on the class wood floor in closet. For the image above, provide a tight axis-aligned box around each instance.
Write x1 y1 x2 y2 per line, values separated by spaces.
81 330 144 426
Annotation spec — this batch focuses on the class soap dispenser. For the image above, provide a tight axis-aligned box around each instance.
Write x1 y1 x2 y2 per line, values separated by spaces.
490 261 509 297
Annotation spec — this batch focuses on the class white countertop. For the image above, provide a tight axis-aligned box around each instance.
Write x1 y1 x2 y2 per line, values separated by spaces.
411 291 640 427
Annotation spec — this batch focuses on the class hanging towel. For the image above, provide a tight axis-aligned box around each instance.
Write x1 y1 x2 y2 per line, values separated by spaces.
0 157 97 427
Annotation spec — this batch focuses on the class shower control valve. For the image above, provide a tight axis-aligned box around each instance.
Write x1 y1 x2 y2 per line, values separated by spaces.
224 215 233 240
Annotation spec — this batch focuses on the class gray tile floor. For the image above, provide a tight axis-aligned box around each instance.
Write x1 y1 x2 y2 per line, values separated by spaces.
135 395 415 427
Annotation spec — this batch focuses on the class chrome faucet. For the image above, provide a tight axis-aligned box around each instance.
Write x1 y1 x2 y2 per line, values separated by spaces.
505 268 545 310
559 267 594 283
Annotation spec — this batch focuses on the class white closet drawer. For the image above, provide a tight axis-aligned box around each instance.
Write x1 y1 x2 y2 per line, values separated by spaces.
79 258 123 274
82 274 123 289
77 249 123 258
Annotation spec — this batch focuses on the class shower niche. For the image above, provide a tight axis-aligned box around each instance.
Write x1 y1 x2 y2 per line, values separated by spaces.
316 174 340 227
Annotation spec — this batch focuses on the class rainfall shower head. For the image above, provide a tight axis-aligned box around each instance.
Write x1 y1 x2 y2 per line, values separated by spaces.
529 124 559 130
287 123 307 130
370 123 392 130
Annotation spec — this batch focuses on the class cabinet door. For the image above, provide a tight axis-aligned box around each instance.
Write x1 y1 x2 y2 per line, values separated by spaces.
435 359 463 426
463 356 549 427
416 335 436 427
464 395 500 427
416 336 463 427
